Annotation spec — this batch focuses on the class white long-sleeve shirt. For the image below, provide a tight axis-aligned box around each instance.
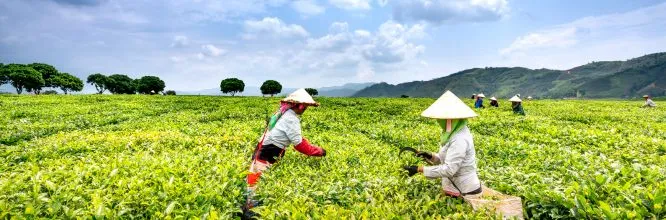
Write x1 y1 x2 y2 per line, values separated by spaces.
262 109 303 148
423 126 481 194
644 99 657 107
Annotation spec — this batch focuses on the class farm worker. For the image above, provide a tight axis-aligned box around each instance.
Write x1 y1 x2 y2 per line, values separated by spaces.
642 95 657 107
474 93 485 108
527 96 533 101
509 95 525 115
489 97 499 107
402 90 483 198
471 93 476 99
242 88 326 216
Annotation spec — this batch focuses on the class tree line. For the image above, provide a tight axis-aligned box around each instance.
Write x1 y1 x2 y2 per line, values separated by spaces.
87 73 167 95
220 78 318 96
0 63 83 94
0 63 171 95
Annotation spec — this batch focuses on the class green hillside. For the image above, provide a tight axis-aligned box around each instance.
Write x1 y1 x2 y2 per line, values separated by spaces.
353 52 666 98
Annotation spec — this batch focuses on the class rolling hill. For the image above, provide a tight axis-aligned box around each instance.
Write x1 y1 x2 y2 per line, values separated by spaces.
353 52 666 98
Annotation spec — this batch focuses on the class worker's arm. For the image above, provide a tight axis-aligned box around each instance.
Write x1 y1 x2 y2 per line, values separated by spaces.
422 140 468 178
286 119 326 157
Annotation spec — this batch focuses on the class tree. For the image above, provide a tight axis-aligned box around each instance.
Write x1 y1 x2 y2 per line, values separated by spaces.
107 74 135 94
87 73 110 94
52 73 84 94
0 63 8 85
260 80 282 97
135 76 165 94
7 65 45 94
165 90 176 95
28 63 59 93
305 88 318 96
220 78 245 96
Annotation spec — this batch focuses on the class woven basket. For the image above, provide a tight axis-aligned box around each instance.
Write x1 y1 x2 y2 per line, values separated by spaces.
463 186 524 219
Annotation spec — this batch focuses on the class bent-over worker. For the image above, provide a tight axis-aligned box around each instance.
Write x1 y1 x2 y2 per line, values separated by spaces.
402 90 483 198
243 88 327 217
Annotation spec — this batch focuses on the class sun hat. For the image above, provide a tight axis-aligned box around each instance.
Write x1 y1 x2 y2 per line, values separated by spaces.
490 97 497 101
509 95 522 102
282 88 320 106
421 90 478 119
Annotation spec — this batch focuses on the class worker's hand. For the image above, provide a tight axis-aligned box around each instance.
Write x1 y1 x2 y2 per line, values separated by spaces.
416 152 433 160
402 165 419 177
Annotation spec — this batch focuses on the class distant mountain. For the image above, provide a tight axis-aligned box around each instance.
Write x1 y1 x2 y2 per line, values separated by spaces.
318 82 376 97
353 52 666 99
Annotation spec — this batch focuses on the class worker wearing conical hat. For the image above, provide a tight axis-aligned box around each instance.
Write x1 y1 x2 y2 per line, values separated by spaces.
243 88 326 217
402 91 483 198
642 95 656 108
471 93 476 99
509 95 525 115
474 93 485 108
490 97 499 107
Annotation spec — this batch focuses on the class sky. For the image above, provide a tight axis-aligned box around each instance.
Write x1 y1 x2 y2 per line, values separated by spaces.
1 0 666 92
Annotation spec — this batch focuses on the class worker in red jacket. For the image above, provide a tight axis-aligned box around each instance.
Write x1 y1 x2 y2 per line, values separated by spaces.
243 88 326 218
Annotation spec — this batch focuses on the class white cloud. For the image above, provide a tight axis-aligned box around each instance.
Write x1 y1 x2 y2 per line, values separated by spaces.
377 0 388 7
356 61 375 79
201 44 225 57
171 36 189 47
362 20 426 63
242 17 310 40
329 0 372 10
498 2 666 69
500 27 578 55
291 0 325 16
392 0 508 24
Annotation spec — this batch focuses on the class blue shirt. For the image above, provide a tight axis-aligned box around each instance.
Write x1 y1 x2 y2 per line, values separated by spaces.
474 99 483 108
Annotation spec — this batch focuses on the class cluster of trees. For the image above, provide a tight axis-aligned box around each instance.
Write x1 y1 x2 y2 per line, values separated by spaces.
0 63 84 94
87 74 165 95
220 78 318 97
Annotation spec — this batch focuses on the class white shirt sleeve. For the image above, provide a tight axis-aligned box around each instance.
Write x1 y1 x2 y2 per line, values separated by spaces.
423 139 469 178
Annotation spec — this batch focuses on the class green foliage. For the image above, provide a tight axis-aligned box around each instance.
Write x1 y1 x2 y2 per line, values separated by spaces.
52 73 84 94
87 73 110 94
6 64 45 94
0 96 664 219
165 90 176 95
135 76 166 94
27 63 59 89
305 88 318 96
220 78 245 96
0 63 7 85
260 80 282 97
106 74 136 94
355 52 666 99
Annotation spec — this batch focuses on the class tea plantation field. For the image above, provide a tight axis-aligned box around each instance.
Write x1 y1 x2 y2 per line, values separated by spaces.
0 95 664 219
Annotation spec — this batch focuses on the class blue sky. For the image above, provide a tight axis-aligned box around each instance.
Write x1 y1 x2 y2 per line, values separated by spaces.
1 0 666 92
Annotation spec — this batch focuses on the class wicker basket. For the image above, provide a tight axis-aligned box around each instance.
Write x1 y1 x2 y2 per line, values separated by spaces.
463 186 524 219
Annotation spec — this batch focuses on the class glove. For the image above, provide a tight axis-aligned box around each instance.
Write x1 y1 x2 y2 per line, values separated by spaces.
403 165 419 176
416 152 433 160
294 138 326 157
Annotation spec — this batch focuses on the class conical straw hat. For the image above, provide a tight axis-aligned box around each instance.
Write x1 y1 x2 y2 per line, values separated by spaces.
477 94 486 98
282 88 320 106
421 90 478 119
509 95 522 102
643 95 649 98
490 97 497 101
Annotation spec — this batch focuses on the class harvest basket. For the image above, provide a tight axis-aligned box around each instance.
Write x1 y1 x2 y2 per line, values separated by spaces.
463 186 524 219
